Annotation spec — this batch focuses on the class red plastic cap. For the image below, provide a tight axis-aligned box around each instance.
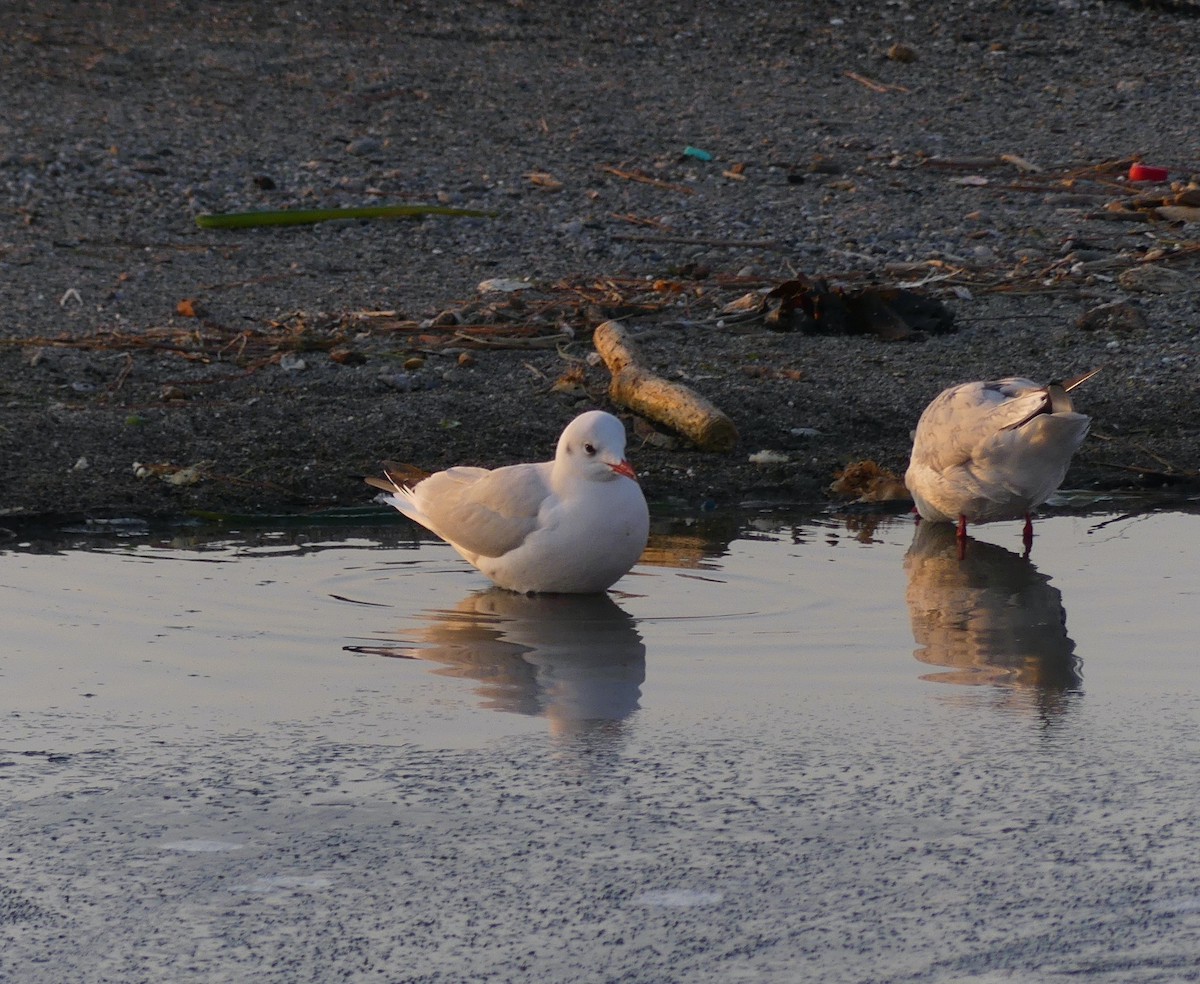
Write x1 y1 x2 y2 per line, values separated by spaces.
1129 163 1169 182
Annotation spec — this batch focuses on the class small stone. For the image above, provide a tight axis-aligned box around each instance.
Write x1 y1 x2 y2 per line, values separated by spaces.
1117 265 1190 293
329 347 366 365
430 309 461 327
749 450 790 465
526 171 563 191
279 352 307 371
1076 300 1148 333
807 154 841 175
379 372 425 392
477 278 533 294
345 136 382 156
164 464 205 487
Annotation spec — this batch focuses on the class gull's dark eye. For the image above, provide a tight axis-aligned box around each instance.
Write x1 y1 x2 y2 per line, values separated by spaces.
583 442 596 456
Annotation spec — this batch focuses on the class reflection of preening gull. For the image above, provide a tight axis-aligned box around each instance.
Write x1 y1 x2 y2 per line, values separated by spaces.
366 410 649 594
905 370 1096 545
356 589 645 735
904 522 1081 697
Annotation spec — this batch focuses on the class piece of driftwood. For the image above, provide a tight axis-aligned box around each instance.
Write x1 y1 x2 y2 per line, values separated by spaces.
593 320 738 453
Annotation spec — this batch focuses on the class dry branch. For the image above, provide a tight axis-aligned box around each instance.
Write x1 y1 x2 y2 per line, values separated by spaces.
610 233 781 249
452 330 570 349
843 71 909 94
593 320 738 453
598 166 695 196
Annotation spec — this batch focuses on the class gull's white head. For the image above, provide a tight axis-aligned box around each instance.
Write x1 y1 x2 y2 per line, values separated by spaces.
554 410 637 483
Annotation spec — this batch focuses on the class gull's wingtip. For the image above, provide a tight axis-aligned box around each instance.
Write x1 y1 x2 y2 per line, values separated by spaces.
364 474 399 494
363 461 430 495
1062 366 1102 392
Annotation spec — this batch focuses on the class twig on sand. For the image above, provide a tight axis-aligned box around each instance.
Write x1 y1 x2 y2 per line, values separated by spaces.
194 203 498 229
599 166 695 196
611 232 781 249
453 330 571 349
843 71 909 94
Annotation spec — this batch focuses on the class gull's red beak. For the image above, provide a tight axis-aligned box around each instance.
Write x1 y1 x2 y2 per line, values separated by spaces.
609 458 637 480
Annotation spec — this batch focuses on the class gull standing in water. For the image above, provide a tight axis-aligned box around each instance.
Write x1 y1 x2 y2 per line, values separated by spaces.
367 410 650 593
905 369 1099 548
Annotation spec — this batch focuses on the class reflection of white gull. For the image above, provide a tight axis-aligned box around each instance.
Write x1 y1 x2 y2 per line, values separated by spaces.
354 589 645 736
905 370 1097 544
904 522 1081 700
366 410 649 593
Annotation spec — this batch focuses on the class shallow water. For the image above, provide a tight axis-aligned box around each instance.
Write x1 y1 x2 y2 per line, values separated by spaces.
3 507 1200 982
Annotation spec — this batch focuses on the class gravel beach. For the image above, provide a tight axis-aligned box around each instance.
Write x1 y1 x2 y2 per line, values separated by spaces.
2 0 1198 520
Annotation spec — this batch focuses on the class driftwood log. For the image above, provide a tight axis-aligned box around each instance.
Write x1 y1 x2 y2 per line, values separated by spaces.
593 320 738 453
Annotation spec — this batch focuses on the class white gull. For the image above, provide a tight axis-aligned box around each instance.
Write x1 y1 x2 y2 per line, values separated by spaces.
367 410 650 593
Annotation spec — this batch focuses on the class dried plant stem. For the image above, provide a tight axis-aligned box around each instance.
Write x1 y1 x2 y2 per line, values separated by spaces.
195 204 497 229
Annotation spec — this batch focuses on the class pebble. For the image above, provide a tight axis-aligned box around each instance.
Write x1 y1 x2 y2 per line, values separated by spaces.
379 372 439 393
749 450 790 465
1118 265 1191 293
344 136 382 156
1076 300 1148 334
